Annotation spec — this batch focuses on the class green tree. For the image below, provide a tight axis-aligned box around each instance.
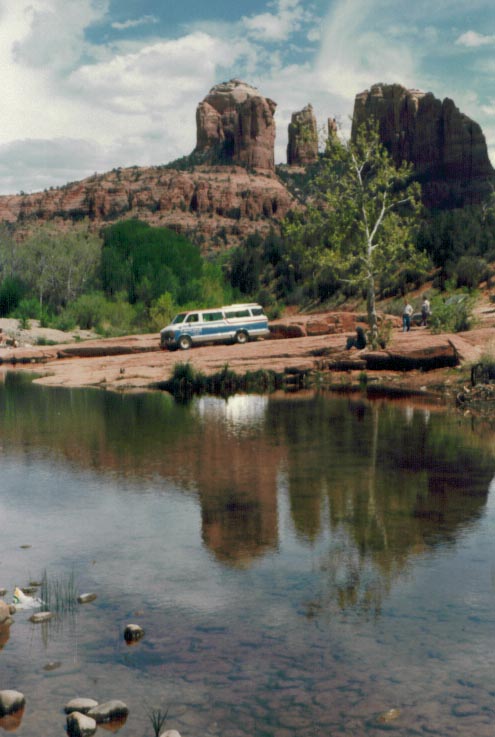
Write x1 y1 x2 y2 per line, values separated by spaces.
17 222 101 312
101 219 203 305
287 120 426 344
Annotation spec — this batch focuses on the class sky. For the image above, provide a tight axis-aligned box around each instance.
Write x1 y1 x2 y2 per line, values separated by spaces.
1 0 495 195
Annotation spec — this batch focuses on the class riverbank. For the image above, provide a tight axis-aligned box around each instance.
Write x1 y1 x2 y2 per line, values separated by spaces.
1 311 494 406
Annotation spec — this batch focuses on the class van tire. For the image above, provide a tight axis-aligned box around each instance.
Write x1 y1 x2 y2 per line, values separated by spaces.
178 335 192 350
235 330 248 345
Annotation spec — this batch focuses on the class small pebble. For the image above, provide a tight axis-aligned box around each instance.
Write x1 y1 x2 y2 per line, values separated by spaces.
0 589 6 597
124 623 145 643
378 708 401 723
77 593 97 604
29 611 53 624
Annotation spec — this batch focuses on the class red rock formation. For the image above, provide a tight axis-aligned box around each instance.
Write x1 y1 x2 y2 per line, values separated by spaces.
195 79 276 171
352 83 494 208
0 165 295 252
287 104 318 165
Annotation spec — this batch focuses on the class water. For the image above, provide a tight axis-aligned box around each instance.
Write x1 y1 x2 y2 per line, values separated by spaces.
0 373 495 736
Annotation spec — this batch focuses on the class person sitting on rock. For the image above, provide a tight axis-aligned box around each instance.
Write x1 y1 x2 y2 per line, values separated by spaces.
346 326 367 350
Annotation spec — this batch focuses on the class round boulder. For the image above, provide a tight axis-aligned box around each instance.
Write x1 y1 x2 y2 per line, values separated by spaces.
124 624 145 643
0 601 10 625
0 691 25 717
66 711 97 737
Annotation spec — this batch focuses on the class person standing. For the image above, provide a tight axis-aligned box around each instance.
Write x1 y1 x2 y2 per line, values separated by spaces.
403 300 413 332
421 295 431 326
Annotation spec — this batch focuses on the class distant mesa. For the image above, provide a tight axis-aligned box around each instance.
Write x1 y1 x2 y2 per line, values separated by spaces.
195 79 277 171
287 104 319 166
352 83 494 208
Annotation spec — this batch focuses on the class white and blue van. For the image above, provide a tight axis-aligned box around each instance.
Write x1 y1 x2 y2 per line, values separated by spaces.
160 303 270 350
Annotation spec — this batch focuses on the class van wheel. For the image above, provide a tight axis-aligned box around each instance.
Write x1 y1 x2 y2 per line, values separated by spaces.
178 335 192 350
235 330 248 345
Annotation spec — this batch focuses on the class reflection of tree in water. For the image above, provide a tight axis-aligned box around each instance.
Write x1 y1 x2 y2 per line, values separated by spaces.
1 378 493 591
269 395 495 614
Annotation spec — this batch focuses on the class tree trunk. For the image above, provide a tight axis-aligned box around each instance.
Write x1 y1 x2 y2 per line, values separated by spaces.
366 273 378 348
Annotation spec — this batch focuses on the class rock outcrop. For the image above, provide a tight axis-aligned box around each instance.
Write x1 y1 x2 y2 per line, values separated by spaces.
195 79 276 171
287 104 318 165
352 83 494 208
0 165 295 253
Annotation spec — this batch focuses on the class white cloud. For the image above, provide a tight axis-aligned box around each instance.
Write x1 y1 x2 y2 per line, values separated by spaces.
0 0 494 193
111 15 159 31
242 0 313 43
455 30 495 47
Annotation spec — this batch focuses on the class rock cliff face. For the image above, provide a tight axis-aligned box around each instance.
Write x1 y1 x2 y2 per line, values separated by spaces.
287 104 318 166
195 79 276 171
352 83 494 207
0 165 295 253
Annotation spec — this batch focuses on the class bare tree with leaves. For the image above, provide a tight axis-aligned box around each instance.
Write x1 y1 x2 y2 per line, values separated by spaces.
286 119 427 346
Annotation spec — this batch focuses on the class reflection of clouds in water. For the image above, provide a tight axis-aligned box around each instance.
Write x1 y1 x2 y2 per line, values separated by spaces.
196 395 268 432
403 405 431 426
486 474 495 510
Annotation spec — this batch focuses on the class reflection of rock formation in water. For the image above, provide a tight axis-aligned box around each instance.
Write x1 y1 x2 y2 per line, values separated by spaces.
1 377 493 585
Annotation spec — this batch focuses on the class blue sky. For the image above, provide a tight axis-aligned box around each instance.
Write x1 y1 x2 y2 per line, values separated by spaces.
1 0 495 194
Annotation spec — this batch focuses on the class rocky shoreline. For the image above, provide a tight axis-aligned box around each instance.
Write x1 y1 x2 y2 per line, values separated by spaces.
0 311 492 408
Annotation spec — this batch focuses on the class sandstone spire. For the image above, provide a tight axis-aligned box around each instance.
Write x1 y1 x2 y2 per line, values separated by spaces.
287 104 318 166
352 83 494 207
195 79 276 171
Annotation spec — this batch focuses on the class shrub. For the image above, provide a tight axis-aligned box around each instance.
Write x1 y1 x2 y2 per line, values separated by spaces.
66 292 108 330
455 255 490 289
429 294 474 333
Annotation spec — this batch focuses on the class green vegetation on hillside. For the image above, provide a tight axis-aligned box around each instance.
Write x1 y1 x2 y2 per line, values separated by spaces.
0 219 233 335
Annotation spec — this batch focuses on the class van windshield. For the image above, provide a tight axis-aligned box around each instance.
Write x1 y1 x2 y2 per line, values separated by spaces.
172 313 187 324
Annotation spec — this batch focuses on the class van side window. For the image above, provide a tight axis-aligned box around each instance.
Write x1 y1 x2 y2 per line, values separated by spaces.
226 309 250 318
251 307 264 316
203 311 224 322
186 313 199 323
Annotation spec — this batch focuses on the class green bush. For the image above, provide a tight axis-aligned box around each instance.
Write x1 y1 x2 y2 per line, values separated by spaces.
455 255 490 289
429 294 474 333
65 292 108 330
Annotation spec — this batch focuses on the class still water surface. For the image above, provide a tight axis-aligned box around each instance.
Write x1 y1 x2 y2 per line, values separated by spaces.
1 374 495 736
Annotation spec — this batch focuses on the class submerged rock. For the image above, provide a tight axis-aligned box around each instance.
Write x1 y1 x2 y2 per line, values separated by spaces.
66 711 97 737
378 708 401 723
0 690 25 717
